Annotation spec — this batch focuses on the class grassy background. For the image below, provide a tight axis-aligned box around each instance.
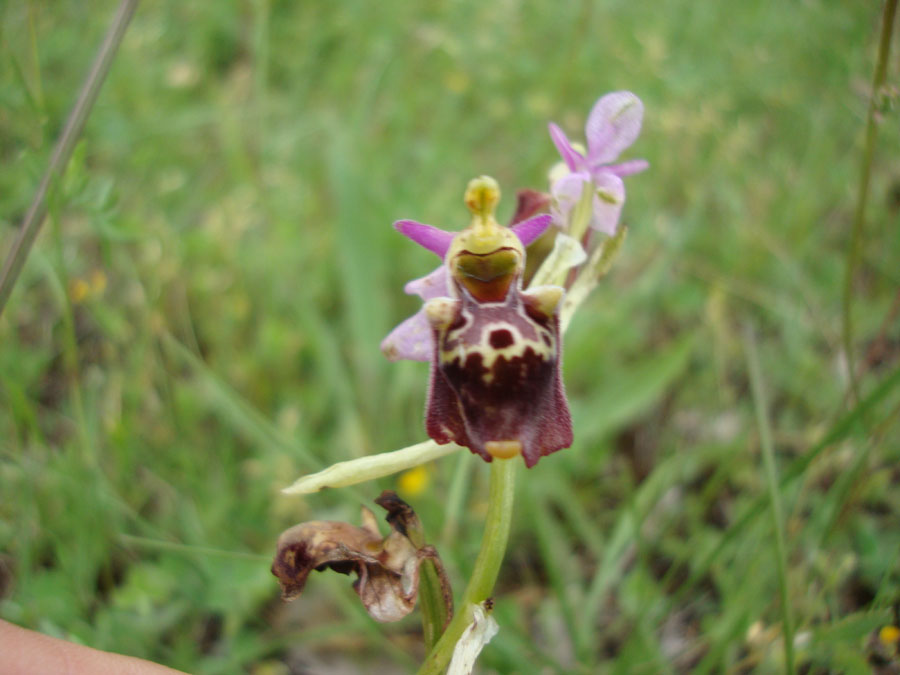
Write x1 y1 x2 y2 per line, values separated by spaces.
2 1 899 673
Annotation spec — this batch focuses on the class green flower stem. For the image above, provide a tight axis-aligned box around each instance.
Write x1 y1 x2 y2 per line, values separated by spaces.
418 560 451 651
417 457 517 675
403 519 453 652
842 0 897 402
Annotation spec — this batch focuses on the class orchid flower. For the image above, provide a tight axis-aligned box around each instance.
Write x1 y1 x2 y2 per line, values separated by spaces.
381 195 555 363
548 91 648 236
548 90 648 182
383 177 572 468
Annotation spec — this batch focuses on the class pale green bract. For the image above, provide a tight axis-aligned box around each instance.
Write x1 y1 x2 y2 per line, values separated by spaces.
282 439 463 495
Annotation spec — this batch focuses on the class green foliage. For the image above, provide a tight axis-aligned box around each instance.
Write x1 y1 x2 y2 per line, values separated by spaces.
1 0 898 672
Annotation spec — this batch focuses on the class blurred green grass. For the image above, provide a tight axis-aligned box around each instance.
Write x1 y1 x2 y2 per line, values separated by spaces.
1 1 899 673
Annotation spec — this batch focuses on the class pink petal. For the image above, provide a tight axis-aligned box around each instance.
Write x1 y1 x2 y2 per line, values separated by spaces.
585 91 644 165
380 312 433 362
404 266 449 301
548 122 585 172
511 214 553 247
550 171 591 227
589 173 625 235
600 159 649 177
381 267 450 362
394 220 455 259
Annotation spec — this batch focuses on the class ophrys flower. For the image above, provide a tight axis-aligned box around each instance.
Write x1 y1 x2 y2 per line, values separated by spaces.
386 176 573 468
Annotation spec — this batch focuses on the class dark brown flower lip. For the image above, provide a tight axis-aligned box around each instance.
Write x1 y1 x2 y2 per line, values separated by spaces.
426 277 572 467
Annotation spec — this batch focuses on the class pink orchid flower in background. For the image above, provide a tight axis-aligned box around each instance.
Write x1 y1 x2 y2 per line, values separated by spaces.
548 91 648 235
548 90 648 181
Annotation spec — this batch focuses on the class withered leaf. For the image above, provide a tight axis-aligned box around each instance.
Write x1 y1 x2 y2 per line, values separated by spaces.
272 491 451 623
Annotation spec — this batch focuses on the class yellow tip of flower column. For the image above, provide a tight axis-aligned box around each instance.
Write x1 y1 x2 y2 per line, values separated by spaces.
464 176 500 219
450 176 523 264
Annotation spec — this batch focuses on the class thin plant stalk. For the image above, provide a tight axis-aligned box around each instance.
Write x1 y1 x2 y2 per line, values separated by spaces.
401 514 453 651
418 560 451 651
744 323 795 673
0 0 139 317
842 0 898 402
417 457 517 675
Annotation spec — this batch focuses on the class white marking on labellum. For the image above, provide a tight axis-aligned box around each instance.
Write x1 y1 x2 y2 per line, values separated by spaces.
439 307 555 371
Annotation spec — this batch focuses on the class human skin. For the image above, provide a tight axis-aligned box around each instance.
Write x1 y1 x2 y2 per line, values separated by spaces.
0 620 187 675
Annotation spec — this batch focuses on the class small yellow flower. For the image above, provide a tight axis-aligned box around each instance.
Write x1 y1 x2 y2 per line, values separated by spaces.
880 624 900 648
69 278 90 304
69 270 106 304
397 464 429 497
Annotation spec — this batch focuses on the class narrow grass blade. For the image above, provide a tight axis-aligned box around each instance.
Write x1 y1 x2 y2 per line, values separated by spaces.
0 0 139 316
743 322 794 673
441 449 475 546
841 0 898 401
119 534 268 561
528 492 583 662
